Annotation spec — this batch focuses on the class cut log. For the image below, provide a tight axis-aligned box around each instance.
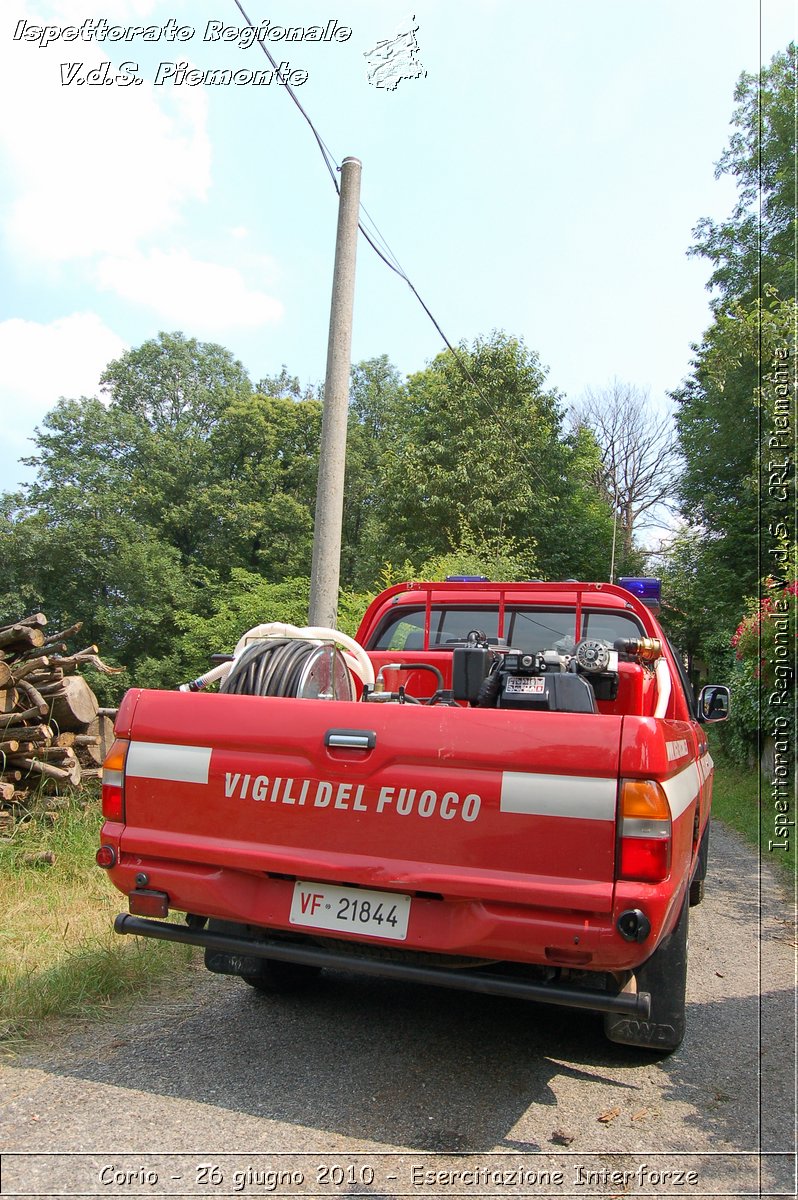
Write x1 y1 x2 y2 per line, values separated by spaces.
0 688 19 714
10 756 68 779
41 622 83 647
53 653 123 676
0 625 45 651
29 641 67 659
80 714 115 765
0 663 12 689
12 756 81 785
47 675 99 731
0 707 42 726
0 811 13 832
15 680 49 717
11 657 50 681
0 724 52 743
0 740 20 754
29 745 77 761
0 781 15 801
55 732 77 748
22 850 56 866
33 680 67 697
0 612 47 632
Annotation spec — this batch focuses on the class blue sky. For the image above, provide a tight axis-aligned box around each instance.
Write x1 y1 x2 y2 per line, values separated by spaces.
1 0 795 490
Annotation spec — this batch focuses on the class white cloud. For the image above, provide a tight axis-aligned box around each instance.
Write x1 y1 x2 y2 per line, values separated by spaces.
0 4 211 262
0 312 127 487
95 249 284 330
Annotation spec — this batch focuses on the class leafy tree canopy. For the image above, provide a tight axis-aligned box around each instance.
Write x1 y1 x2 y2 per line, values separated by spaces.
690 43 797 309
372 331 616 581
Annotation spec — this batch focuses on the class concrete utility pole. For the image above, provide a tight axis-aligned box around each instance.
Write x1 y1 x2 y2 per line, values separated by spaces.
309 155 362 628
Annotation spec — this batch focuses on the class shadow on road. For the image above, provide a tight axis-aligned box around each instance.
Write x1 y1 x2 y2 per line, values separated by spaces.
13 962 790 1153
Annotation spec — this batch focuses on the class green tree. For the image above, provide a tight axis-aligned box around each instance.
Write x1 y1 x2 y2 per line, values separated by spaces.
134 569 375 691
342 355 407 589
0 333 323 677
374 332 615 580
673 293 795 630
671 44 797 665
690 43 797 309
202 393 320 578
0 477 189 671
98 332 253 561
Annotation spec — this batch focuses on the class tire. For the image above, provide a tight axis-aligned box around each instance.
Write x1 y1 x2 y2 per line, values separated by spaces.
604 891 689 1054
204 919 323 994
242 958 322 994
689 819 710 907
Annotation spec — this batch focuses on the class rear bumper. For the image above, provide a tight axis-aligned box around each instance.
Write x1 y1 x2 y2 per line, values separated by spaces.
114 913 651 1019
101 846 675 972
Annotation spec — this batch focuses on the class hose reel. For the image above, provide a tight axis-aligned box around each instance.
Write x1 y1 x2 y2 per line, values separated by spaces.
180 622 374 697
220 638 355 700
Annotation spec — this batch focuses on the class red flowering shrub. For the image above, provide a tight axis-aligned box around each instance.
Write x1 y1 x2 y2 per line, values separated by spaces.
731 580 797 689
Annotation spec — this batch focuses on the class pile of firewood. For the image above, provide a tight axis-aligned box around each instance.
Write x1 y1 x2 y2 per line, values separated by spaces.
0 612 122 831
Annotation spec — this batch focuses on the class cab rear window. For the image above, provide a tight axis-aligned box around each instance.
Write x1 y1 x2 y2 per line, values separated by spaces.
370 607 644 653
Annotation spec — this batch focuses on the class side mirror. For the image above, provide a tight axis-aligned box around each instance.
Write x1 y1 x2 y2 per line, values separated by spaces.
698 684 730 723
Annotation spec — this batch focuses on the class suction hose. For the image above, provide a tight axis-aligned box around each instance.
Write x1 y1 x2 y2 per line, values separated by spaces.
179 623 375 693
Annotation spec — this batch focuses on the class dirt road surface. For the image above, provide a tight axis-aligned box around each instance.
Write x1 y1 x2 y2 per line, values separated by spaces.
1 822 795 1199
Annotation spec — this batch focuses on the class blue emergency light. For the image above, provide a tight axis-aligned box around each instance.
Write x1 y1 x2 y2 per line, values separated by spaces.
618 577 662 613
445 575 490 582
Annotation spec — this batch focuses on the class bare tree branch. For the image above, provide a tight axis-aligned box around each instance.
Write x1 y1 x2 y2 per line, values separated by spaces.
570 380 682 559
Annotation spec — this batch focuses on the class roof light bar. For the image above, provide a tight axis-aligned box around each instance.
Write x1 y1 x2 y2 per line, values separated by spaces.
618 577 661 613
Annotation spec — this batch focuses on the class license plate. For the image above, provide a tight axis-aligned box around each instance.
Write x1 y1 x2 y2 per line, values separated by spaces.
289 881 411 941
505 674 546 694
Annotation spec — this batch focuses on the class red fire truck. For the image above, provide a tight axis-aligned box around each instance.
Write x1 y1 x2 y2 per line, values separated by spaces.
99 577 729 1052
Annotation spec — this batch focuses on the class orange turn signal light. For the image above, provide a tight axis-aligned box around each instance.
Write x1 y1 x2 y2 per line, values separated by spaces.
101 738 128 822
621 779 670 821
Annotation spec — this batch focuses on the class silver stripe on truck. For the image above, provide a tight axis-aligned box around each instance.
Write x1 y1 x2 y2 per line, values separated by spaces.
500 772 616 820
126 741 213 785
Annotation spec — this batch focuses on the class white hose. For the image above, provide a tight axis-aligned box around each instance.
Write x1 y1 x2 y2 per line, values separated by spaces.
235 623 374 688
653 656 672 718
180 622 375 692
179 661 229 691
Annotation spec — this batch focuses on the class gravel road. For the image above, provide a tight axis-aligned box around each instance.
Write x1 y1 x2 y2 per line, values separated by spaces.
1 821 794 1199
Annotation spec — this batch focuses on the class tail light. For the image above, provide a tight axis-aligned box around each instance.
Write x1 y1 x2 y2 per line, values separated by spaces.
618 779 671 883
102 738 129 822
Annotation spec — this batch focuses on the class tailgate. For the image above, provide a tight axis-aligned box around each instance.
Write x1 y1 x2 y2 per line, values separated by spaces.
119 690 623 913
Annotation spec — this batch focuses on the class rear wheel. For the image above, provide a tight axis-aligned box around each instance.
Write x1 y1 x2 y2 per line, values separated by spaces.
242 959 322 994
689 820 710 907
604 892 689 1053
204 919 323 994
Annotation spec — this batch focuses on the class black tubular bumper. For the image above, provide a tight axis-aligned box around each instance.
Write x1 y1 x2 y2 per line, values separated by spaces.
115 914 651 1019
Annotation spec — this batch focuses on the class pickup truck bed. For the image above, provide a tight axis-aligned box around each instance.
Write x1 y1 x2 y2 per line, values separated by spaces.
100 580 724 1053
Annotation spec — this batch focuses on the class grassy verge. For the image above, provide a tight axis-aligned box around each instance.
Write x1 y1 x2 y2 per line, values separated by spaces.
0 793 196 1049
710 741 796 885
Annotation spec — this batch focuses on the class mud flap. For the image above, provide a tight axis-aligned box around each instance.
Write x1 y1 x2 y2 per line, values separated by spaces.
604 892 689 1054
204 949 263 978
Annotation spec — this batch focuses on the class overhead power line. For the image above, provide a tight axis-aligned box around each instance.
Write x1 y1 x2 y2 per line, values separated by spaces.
230 0 553 491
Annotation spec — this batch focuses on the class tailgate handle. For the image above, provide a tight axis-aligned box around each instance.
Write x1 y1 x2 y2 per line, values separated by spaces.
325 728 377 750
